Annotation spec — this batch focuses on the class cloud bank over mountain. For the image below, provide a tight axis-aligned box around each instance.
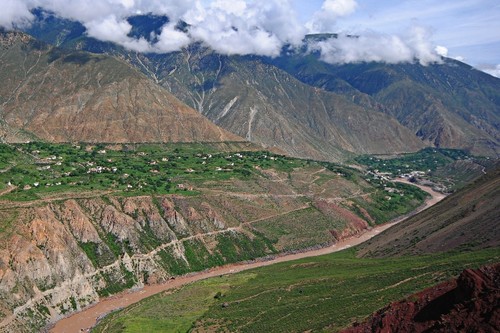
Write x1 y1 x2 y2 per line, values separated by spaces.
478 64 500 78
0 0 443 64
312 26 442 65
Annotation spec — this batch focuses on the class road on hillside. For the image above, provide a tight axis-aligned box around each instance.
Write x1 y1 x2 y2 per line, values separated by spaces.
49 182 445 333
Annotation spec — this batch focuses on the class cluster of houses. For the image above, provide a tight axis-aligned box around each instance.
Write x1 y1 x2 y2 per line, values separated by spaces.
368 169 428 182
399 170 427 179
366 170 394 182
86 162 118 174
15 146 284 193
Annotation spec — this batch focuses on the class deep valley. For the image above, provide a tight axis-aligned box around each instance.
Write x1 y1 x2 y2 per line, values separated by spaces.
0 5 498 333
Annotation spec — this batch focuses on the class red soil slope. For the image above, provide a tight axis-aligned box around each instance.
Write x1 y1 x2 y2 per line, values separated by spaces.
342 263 500 333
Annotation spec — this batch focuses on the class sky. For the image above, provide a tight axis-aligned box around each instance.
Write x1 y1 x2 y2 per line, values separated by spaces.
1 0 499 77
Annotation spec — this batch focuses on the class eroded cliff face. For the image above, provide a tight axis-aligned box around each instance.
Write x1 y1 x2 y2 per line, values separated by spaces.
0 189 374 332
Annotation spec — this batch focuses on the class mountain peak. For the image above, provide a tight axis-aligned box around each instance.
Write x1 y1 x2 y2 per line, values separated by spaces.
126 14 169 42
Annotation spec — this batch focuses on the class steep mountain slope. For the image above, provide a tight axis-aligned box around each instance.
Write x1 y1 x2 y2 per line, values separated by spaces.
269 45 500 157
23 14 427 162
101 46 426 161
157 49 425 161
24 13 500 159
0 31 241 143
342 263 500 333
358 167 500 257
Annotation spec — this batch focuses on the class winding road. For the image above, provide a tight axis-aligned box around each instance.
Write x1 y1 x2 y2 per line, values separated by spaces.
49 181 445 333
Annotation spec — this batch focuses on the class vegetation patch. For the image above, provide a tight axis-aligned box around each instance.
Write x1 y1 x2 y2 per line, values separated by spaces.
92 248 499 333
183 239 225 271
97 264 136 297
251 206 344 251
215 232 272 262
92 274 256 333
355 148 494 191
0 142 331 201
156 247 190 276
353 181 429 224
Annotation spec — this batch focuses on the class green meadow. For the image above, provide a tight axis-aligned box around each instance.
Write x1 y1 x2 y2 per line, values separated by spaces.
92 248 499 333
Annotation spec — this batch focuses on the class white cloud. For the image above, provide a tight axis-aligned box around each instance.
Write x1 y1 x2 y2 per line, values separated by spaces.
185 0 306 56
478 64 500 78
154 23 191 53
85 15 131 44
0 0 33 29
84 15 151 52
435 45 448 57
0 0 306 57
0 0 452 66
210 0 247 16
322 0 358 16
307 0 358 33
312 26 442 65
404 25 440 65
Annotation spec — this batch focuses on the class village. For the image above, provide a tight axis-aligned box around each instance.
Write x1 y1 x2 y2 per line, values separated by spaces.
355 147 485 194
0 142 304 199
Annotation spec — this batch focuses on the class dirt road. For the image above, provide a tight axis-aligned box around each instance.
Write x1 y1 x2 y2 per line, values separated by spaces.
50 182 445 333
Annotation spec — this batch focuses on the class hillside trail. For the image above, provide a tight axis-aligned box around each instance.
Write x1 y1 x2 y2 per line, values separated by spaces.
0 184 16 196
49 182 445 333
0 190 118 209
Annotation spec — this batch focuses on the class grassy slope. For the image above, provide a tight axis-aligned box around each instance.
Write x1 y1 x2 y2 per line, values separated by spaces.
92 248 499 333
357 167 500 257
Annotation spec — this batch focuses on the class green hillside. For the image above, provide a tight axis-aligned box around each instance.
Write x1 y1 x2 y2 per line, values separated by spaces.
92 248 498 333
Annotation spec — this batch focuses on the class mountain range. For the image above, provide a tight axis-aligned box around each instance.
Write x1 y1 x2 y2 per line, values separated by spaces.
0 11 498 332
6 11 496 161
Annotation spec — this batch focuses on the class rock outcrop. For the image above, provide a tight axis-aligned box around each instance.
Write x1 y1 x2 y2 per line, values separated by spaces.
342 263 500 333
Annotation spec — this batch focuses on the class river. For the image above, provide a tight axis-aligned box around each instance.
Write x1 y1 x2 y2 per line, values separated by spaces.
50 181 445 333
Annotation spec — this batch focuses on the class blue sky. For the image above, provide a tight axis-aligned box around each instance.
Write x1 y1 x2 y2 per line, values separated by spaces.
292 0 500 67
